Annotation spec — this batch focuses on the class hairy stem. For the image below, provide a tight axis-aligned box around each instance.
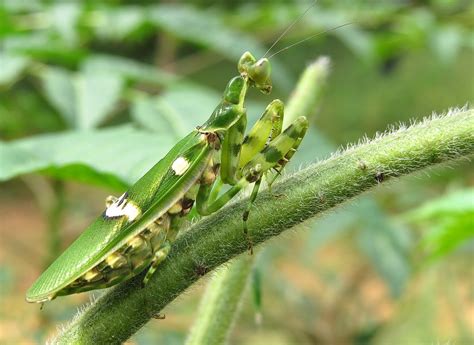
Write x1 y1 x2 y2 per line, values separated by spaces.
52 108 474 344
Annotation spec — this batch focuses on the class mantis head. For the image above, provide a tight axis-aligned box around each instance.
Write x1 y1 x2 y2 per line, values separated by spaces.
238 52 272 94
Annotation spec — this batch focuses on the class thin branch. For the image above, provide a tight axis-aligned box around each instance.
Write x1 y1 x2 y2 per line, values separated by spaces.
51 107 474 345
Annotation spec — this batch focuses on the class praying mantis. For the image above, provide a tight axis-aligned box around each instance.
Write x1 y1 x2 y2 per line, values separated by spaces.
26 50 309 304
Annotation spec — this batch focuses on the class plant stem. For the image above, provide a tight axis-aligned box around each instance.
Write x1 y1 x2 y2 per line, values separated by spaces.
184 255 254 345
52 108 474 345
283 56 331 128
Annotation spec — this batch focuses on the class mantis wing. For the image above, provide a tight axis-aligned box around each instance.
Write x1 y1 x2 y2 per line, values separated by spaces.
26 132 212 302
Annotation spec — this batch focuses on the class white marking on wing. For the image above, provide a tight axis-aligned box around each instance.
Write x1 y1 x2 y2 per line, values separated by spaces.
104 193 141 221
171 156 190 176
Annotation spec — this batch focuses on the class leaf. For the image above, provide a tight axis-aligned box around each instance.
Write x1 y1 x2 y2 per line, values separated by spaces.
0 52 29 86
405 188 474 261
406 188 474 220
40 67 76 127
148 4 294 92
40 67 123 129
421 215 473 260
93 6 147 40
76 70 123 129
132 82 226 137
3 32 87 67
131 95 182 138
49 2 81 44
42 164 129 191
0 125 176 189
149 5 261 61
2 0 42 11
82 54 176 86
157 83 222 133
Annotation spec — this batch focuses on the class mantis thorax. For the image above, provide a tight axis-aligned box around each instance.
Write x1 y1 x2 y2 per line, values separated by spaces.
202 51 272 133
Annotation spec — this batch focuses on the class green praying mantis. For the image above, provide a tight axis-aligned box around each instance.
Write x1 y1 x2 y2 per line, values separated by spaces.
25 50 309 304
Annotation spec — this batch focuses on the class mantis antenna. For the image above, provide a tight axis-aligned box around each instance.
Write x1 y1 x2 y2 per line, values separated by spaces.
263 1 318 58
267 22 354 60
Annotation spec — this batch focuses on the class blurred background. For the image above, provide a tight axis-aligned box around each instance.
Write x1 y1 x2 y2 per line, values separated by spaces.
0 0 473 344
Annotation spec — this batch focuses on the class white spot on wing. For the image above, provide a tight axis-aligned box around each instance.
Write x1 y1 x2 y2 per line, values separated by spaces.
104 192 141 221
171 157 190 176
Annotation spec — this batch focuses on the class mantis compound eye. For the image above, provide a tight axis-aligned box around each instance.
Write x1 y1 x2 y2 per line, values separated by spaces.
238 52 272 94
250 58 272 94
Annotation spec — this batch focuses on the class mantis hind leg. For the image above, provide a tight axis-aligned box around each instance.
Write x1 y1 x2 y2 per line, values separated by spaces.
141 207 187 286
199 99 285 214
242 179 261 254
142 241 171 287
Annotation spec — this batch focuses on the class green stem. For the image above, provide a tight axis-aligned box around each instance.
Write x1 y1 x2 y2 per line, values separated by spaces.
184 255 254 345
283 56 330 128
51 108 474 345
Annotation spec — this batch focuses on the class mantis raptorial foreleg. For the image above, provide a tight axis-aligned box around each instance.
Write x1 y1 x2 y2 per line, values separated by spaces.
196 99 286 215
239 99 285 169
196 116 308 251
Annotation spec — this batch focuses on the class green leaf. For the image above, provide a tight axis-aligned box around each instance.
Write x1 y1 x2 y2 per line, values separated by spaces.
406 188 474 220
149 5 261 60
40 67 76 126
148 4 294 92
49 3 81 45
421 215 473 260
0 125 176 189
131 95 183 138
131 83 222 137
2 0 42 12
3 32 86 67
40 67 123 129
405 188 474 261
82 54 176 86
76 70 123 129
41 164 129 191
0 52 29 86
93 6 147 40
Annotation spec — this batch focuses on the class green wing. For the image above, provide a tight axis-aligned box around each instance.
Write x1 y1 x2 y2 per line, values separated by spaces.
26 132 211 302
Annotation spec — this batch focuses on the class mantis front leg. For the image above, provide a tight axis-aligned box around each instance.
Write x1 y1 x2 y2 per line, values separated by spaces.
196 99 286 215
196 113 309 251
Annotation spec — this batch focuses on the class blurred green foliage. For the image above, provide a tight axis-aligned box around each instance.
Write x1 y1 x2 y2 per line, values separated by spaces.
406 188 474 262
0 0 473 344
